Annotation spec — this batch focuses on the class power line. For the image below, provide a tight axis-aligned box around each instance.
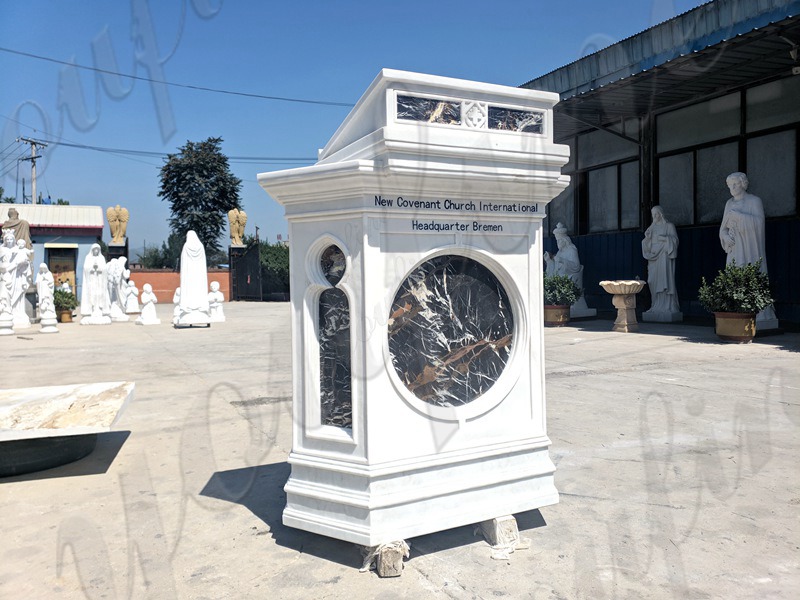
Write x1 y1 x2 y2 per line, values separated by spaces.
0 46 355 108
0 149 28 178
33 138 317 164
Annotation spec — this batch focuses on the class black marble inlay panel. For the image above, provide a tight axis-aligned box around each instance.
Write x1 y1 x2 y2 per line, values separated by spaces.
320 245 346 285
488 107 543 133
388 256 514 407
397 95 461 125
319 288 352 428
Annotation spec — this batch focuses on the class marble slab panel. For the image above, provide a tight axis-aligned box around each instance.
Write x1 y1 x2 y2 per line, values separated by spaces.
0 381 133 441
388 255 513 407
318 288 352 428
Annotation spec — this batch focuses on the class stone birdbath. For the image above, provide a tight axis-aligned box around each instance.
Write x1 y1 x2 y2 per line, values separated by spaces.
599 279 647 333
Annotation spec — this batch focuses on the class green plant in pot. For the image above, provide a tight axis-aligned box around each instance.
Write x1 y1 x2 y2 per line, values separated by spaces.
543 274 581 327
698 259 772 343
53 288 78 323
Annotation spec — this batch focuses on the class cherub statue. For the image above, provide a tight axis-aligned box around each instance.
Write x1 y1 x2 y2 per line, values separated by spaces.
136 283 160 325
208 281 225 322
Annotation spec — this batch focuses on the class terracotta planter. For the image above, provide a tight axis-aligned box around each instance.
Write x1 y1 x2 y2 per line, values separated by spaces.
713 311 756 343
543 305 570 327
57 310 73 323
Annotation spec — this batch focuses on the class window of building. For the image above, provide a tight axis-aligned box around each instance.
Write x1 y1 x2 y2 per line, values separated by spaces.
696 142 738 224
657 92 741 153
746 77 800 133
747 130 797 217
658 153 694 226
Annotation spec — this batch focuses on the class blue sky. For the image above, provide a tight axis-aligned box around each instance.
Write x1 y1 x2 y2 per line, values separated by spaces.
0 0 705 252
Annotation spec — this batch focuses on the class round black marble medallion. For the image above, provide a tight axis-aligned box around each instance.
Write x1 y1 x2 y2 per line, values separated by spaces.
388 255 514 407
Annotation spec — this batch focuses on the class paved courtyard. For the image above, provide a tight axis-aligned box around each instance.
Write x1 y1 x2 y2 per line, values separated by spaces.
1 302 798 599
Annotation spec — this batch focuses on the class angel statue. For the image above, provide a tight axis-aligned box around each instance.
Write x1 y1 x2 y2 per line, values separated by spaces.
106 205 130 244
227 208 247 246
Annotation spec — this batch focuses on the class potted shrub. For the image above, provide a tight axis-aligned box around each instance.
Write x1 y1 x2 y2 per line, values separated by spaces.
543 274 581 327
698 259 773 343
53 289 78 323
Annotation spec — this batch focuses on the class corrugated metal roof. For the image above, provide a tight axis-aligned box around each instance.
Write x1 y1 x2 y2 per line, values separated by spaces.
2 204 104 228
521 0 800 97
520 0 800 140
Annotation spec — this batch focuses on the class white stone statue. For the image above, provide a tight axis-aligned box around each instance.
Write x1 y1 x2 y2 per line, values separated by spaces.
36 263 59 333
80 243 112 325
719 172 778 329
175 231 210 327
0 259 13 336
106 257 130 322
642 206 682 322
544 222 596 318
172 287 181 325
125 279 140 314
208 281 225 323
136 283 160 325
1 233 33 328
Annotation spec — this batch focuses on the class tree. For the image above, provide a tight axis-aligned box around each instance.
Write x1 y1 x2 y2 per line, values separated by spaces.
0 187 15 203
135 232 184 269
158 137 242 254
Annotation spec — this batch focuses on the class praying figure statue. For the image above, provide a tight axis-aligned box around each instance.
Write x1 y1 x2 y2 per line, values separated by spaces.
544 222 596 318
80 243 112 325
106 205 130 244
642 206 682 322
136 283 160 325
36 263 59 333
208 281 226 323
719 172 777 329
227 208 247 246
125 280 141 314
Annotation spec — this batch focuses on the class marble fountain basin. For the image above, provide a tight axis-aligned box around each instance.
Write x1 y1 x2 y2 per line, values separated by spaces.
0 381 133 477
599 279 646 295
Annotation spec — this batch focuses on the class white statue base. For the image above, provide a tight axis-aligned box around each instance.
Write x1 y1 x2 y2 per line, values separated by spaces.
39 314 59 334
110 304 129 322
81 309 112 325
134 311 161 325
175 309 210 327
0 314 13 336
642 309 683 323
570 297 596 318
209 305 225 323
756 305 779 332
12 314 31 329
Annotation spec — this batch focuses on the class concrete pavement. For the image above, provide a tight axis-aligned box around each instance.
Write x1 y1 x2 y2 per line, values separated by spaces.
1 302 797 599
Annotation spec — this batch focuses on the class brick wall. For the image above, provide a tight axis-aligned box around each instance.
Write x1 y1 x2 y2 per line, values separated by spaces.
128 269 230 303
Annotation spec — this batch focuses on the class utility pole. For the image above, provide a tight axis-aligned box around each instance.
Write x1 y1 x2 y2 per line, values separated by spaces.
18 137 47 205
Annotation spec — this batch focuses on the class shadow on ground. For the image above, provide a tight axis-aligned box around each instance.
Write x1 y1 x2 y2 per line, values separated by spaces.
0 430 130 483
201 463 548 568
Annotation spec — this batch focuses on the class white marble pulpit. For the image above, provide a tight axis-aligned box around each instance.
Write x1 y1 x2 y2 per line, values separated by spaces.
258 69 569 549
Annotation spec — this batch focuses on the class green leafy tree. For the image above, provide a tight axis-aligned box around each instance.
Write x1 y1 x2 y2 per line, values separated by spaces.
0 187 15 203
158 137 242 254
135 233 185 269
259 240 290 294
136 244 167 269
